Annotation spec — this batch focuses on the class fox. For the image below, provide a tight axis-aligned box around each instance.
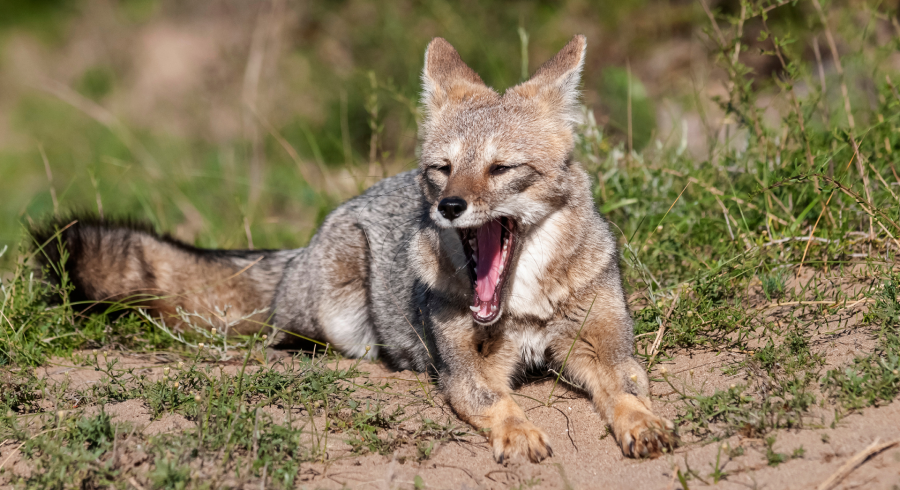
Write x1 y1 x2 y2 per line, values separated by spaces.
33 35 676 463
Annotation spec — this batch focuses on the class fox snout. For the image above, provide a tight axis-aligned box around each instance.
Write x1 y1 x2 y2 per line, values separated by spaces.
437 197 467 221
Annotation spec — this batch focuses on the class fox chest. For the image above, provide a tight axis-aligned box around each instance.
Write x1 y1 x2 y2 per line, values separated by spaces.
505 216 571 320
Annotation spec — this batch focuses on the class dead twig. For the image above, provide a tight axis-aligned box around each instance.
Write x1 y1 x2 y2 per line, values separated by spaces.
817 438 900 490
648 296 680 363
127 477 148 490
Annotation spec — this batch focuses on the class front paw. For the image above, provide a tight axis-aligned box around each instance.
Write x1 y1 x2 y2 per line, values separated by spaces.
489 418 553 463
613 405 677 458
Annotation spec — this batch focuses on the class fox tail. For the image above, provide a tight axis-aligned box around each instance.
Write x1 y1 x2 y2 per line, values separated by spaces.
31 216 295 334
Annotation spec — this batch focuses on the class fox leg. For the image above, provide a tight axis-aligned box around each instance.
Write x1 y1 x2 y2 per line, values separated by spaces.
436 317 553 463
550 298 677 458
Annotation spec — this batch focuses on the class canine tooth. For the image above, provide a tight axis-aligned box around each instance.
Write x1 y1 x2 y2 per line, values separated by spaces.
470 305 480 312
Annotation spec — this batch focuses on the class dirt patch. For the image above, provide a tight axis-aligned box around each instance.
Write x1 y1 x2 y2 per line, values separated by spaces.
262 360 900 490
3 347 898 490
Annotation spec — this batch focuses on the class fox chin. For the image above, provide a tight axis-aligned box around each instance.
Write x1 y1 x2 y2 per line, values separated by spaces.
32 35 676 463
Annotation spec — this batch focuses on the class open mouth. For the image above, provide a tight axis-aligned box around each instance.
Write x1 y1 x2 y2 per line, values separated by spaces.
458 217 517 325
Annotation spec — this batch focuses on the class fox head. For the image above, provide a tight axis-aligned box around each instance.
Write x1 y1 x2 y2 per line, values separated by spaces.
416 35 588 325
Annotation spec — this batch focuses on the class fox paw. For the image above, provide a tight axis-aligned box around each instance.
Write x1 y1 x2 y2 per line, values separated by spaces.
614 410 677 458
489 419 553 463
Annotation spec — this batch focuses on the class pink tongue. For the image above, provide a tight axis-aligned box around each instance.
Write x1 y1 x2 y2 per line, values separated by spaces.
475 220 503 304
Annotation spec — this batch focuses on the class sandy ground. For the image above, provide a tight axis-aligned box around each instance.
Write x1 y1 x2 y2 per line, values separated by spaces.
269 360 900 490
2 340 899 490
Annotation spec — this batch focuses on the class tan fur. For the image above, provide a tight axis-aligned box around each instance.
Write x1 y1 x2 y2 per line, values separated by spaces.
548 289 676 458
141 240 271 334
61 226 274 334
435 311 552 463
469 397 553 463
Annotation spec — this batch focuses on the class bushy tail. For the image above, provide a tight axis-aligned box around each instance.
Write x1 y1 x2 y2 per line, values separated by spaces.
31 216 296 334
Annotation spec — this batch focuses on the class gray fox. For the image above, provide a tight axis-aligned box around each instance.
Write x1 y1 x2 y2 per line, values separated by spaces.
34 35 676 462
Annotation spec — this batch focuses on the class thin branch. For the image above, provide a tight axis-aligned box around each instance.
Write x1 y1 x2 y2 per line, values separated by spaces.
817 438 900 490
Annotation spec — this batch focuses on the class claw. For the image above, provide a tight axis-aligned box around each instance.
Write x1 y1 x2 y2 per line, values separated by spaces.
488 419 552 464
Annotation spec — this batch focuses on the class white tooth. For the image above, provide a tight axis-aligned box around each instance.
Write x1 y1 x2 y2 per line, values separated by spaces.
470 305 480 312
472 256 477 264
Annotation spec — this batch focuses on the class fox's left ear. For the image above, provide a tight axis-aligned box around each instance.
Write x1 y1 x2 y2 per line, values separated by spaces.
421 37 489 113
512 34 586 123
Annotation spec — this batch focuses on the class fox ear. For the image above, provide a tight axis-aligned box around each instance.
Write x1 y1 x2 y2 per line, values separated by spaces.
513 35 587 123
421 38 487 111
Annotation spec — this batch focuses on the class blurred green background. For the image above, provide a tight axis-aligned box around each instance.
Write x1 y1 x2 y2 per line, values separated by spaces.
0 0 862 264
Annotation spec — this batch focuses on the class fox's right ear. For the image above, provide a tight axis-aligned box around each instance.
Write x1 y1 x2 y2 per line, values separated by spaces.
512 35 587 125
421 38 487 112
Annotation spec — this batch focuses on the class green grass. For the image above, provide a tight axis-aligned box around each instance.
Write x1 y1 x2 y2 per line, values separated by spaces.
2 0 900 487
822 274 900 410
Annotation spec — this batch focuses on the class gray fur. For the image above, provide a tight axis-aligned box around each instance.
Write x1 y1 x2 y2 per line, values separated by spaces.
271 171 437 370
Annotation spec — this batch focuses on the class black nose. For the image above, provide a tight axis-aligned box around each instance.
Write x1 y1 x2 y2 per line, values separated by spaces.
438 197 467 221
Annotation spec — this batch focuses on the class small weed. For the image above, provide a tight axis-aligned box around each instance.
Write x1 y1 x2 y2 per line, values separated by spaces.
759 269 788 300
16 410 121 489
763 436 804 467
511 477 542 489
413 475 426 489
149 457 192 490
71 408 115 450
709 443 728 483
343 403 402 455
764 436 787 467
823 277 900 409
416 440 437 460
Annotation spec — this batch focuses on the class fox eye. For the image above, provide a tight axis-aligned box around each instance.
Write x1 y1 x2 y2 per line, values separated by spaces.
490 163 519 176
431 159 451 176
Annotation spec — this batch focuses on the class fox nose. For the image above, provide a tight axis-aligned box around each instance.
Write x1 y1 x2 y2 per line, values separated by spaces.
438 197 467 221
